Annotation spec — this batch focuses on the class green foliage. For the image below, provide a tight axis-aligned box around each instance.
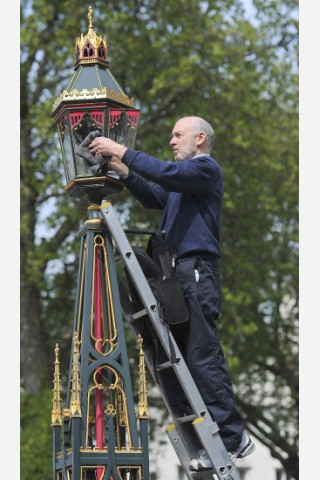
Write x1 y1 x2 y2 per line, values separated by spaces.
20 0 298 477
20 389 53 480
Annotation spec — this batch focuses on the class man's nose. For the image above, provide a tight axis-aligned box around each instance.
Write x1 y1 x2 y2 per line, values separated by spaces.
170 137 176 146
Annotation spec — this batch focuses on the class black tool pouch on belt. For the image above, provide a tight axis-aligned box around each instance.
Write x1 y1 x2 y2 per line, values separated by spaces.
146 231 189 326
156 276 189 326
125 231 189 362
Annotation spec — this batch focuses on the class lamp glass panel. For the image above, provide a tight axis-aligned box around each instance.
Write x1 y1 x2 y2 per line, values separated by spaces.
58 115 75 183
109 110 140 148
71 109 104 177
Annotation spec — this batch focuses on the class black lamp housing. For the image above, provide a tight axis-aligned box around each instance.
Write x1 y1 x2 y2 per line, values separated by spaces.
52 7 140 201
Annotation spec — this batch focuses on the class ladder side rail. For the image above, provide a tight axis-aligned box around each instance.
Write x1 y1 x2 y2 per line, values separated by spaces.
100 202 241 480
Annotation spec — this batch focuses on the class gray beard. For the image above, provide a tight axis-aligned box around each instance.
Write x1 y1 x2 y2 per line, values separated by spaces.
175 147 197 161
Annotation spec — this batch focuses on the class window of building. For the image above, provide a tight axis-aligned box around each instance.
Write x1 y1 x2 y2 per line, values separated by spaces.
238 467 249 479
178 465 186 480
276 469 293 480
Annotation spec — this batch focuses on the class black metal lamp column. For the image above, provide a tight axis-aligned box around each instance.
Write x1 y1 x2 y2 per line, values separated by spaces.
50 7 149 480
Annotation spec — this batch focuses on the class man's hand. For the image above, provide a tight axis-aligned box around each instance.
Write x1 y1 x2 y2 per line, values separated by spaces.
89 136 127 158
89 137 129 178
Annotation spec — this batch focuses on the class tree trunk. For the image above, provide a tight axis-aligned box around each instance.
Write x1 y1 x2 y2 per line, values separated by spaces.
20 279 48 394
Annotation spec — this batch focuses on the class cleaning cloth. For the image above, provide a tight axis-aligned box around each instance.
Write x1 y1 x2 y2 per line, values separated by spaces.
76 130 109 175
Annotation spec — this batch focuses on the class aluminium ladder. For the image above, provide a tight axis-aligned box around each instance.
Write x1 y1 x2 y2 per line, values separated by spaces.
100 200 241 480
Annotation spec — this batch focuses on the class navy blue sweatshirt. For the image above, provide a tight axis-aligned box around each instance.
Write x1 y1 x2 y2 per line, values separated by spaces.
121 149 224 260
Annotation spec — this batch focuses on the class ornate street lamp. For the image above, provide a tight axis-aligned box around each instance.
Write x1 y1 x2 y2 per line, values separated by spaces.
50 7 149 480
52 5 140 203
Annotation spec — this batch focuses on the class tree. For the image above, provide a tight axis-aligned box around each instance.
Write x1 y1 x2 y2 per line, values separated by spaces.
20 0 298 477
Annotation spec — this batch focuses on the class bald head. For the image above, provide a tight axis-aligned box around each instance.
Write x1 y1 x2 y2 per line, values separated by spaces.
170 116 215 161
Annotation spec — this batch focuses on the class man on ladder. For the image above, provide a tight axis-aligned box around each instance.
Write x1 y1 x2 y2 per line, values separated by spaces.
89 116 255 471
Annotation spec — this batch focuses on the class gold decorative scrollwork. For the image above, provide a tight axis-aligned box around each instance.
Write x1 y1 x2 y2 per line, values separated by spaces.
105 404 116 416
52 87 134 112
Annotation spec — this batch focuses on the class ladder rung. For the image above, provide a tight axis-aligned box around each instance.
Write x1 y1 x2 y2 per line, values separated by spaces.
130 309 148 321
156 361 173 371
176 414 197 424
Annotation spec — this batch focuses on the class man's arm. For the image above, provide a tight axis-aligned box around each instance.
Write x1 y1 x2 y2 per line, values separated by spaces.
89 136 220 195
122 149 219 195
89 136 168 209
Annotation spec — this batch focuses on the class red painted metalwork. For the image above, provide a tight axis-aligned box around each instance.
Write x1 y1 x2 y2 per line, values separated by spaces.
109 109 140 127
94 244 104 480
69 110 105 129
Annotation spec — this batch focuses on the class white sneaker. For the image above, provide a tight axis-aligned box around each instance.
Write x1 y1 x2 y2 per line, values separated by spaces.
189 449 212 471
189 432 255 472
228 431 255 462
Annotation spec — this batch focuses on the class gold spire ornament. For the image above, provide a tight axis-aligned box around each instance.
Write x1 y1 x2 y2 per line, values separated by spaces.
70 332 82 417
51 344 62 426
137 335 149 419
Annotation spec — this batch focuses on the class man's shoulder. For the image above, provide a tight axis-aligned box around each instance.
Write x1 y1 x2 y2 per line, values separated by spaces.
191 154 222 172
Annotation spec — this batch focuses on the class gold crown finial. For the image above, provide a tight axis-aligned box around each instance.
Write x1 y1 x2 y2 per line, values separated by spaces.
74 6 108 67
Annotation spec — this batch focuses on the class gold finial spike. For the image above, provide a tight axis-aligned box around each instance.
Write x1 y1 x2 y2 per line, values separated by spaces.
87 5 94 37
70 332 82 417
137 335 149 419
51 344 62 426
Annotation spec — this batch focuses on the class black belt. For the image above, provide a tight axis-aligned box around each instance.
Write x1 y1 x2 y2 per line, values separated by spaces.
177 255 219 267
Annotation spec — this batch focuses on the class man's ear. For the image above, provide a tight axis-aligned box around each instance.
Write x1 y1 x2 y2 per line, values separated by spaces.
197 132 206 147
